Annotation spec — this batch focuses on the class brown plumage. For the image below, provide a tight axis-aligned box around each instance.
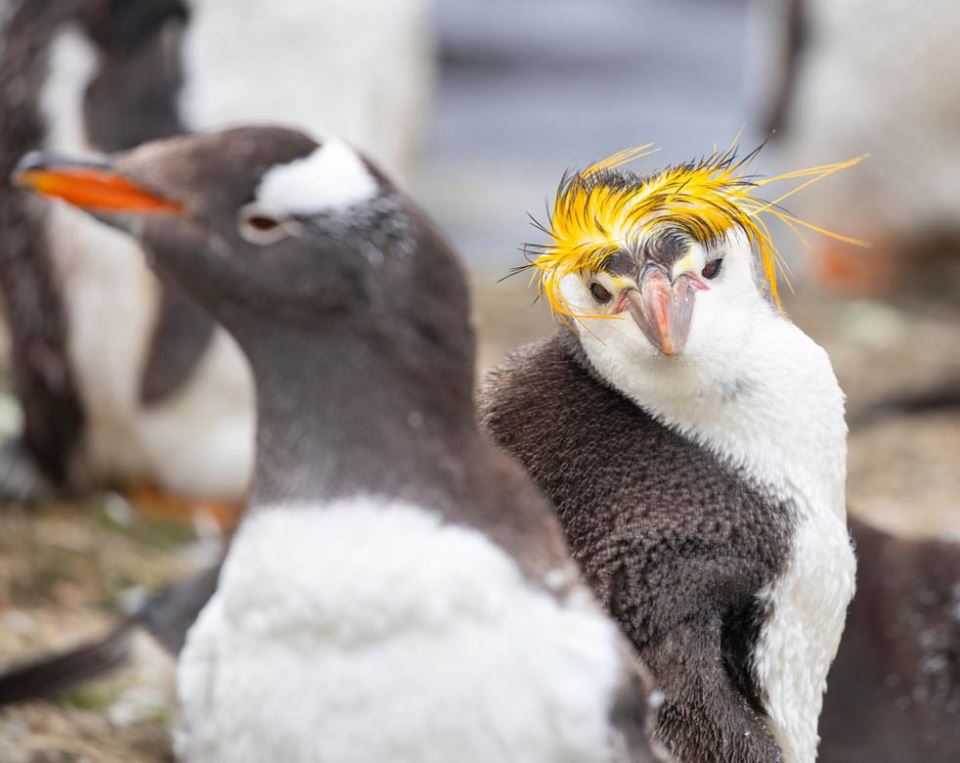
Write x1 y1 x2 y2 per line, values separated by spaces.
480 330 793 762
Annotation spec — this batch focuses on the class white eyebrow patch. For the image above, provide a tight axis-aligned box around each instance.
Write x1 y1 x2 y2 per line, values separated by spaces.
254 139 378 216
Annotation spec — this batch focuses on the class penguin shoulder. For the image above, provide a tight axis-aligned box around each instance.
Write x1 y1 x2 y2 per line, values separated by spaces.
480 331 621 454
480 333 571 418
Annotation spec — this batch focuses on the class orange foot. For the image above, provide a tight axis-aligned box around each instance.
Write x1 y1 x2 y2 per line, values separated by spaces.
125 481 244 533
813 240 900 298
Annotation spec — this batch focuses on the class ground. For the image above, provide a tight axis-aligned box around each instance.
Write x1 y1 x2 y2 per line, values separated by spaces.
0 281 958 762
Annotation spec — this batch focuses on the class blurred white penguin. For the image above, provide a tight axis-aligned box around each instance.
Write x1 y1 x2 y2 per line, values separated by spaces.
0 0 433 513
751 0 960 296
182 0 432 181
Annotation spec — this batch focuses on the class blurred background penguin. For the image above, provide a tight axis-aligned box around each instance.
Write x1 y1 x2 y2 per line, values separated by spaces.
754 0 960 304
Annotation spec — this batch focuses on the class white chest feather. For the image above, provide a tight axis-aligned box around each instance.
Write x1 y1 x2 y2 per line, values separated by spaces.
578 307 856 763
177 500 626 763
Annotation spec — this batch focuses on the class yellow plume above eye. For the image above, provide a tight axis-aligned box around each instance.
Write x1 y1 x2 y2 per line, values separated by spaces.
522 142 867 317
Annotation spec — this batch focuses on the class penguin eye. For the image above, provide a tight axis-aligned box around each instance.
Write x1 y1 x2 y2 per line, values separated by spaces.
238 205 295 245
248 215 279 232
590 282 612 303
701 258 724 280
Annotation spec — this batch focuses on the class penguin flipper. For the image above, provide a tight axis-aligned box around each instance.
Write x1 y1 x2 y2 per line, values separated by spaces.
139 283 217 407
0 623 133 705
135 561 221 654
0 562 220 705
646 620 784 763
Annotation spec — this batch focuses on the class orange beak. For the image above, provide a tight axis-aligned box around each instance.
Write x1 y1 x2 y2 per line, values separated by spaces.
11 152 182 214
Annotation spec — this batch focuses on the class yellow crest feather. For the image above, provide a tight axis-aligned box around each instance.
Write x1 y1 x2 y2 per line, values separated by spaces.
524 144 866 317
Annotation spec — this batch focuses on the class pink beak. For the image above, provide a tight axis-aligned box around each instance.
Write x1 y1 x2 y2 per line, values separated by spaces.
625 266 705 355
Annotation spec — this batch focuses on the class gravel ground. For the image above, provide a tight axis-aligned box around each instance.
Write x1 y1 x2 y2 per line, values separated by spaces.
0 282 957 762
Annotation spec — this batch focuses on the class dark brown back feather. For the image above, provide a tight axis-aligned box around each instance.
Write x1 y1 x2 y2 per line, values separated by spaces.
480 331 793 762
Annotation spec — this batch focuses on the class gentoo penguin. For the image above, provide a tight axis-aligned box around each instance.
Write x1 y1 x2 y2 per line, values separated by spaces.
818 517 960 762
11 126 668 763
750 0 960 296
0 0 432 503
479 147 859 762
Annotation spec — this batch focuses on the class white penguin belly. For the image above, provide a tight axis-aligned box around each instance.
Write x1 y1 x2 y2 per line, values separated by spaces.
754 510 856 763
176 500 625 763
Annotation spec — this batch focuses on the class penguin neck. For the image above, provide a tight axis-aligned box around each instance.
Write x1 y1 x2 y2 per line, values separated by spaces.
578 313 847 519
242 319 478 509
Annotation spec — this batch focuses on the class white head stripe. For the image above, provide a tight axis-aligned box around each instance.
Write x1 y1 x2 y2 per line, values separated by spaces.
254 139 378 215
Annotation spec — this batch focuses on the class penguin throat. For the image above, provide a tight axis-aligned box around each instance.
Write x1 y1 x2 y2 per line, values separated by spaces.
576 316 848 519
243 323 477 508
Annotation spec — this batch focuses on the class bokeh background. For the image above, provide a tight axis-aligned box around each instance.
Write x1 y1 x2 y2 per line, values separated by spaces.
419 0 753 266
1 0 958 760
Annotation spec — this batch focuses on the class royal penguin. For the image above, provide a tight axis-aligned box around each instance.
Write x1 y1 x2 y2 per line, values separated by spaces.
0 0 432 504
10 126 669 763
479 147 860 762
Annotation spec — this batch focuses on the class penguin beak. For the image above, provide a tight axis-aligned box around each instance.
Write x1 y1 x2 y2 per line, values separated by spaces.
11 151 183 215
624 263 706 356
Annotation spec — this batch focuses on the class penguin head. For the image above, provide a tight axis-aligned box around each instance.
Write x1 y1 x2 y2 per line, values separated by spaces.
524 145 864 363
553 226 762 363
11 126 472 357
